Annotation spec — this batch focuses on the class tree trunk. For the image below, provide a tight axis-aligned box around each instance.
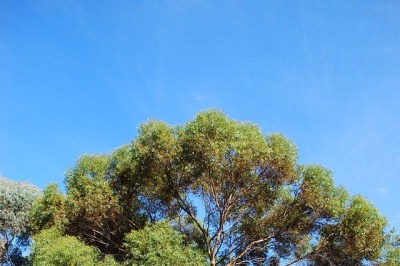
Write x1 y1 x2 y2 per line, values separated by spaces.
210 254 216 266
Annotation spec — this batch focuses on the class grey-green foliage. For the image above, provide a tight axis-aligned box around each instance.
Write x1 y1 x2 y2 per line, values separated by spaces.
0 177 42 265
0 178 42 234
379 228 400 266
124 221 207 266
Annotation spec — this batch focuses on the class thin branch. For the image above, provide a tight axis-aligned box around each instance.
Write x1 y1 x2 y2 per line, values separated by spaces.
227 236 272 266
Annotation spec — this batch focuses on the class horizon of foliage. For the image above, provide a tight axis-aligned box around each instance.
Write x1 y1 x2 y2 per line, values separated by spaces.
2 110 400 265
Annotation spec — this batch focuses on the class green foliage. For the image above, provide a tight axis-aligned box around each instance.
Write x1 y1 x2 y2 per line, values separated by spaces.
299 165 348 218
31 228 99 266
25 110 400 265
306 195 388 265
30 183 67 233
340 195 387 260
125 111 395 265
64 154 132 255
30 228 121 266
0 177 41 265
97 255 121 266
65 154 110 194
124 221 207 266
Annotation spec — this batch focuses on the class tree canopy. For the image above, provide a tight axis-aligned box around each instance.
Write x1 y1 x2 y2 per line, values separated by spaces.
25 110 400 265
0 177 41 265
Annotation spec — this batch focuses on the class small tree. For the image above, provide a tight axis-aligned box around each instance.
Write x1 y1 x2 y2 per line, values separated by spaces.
0 177 41 265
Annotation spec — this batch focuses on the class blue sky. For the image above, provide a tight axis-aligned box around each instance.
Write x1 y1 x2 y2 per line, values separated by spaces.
1 0 400 229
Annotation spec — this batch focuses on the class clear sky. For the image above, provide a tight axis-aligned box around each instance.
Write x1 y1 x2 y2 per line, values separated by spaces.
1 1 400 229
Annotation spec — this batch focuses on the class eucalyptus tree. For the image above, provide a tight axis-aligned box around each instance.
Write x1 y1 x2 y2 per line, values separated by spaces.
119 111 390 265
0 177 41 265
28 110 399 265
